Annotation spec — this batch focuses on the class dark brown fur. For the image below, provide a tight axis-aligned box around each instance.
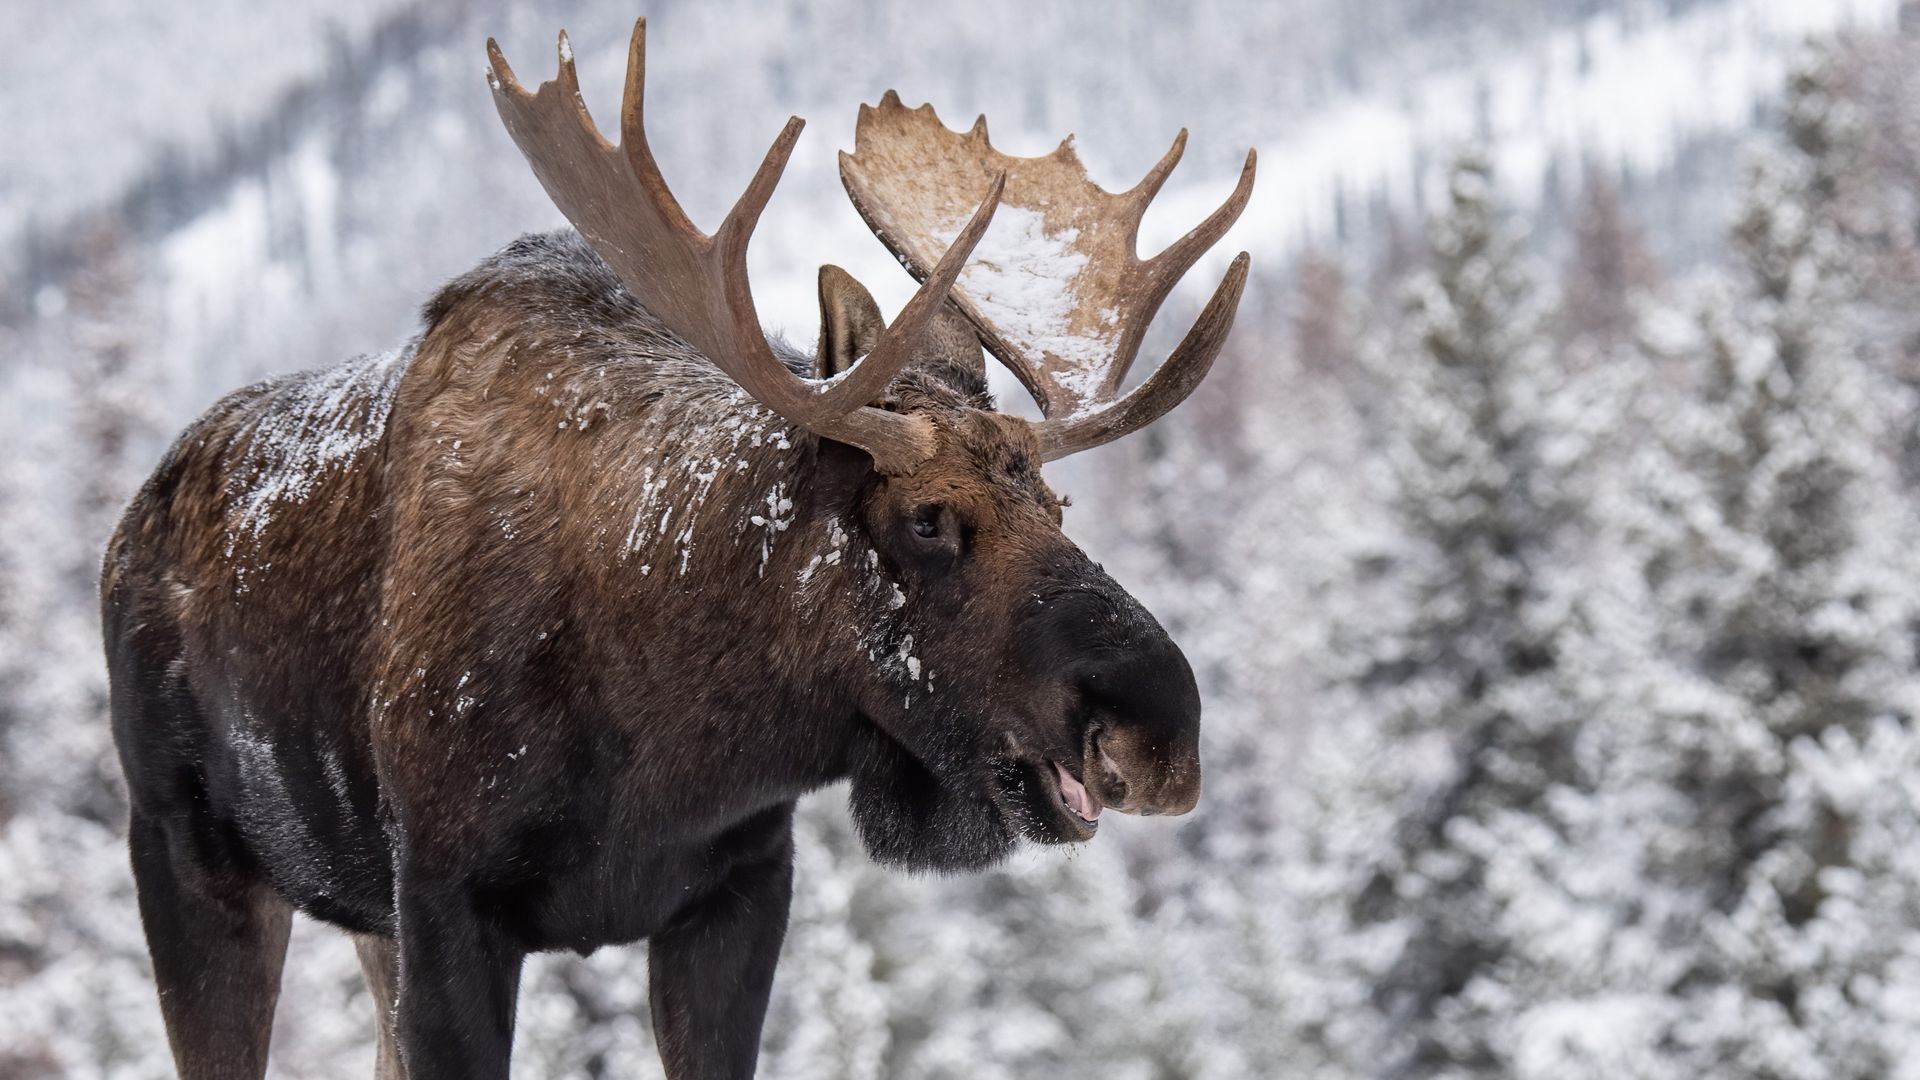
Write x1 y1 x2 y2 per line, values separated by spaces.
104 231 1201 1079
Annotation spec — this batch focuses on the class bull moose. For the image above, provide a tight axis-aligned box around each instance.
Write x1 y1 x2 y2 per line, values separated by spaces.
101 19 1254 1079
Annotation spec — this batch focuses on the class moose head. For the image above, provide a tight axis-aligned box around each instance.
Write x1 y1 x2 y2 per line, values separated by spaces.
485 20 1254 870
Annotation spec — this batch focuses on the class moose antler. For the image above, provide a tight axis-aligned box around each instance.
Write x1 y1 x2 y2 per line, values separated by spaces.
487 21 1004 474
839 94 1255 460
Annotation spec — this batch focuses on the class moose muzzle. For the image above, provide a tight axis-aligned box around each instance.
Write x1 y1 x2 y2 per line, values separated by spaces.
1072 633 1203 817
1025 560 1204 819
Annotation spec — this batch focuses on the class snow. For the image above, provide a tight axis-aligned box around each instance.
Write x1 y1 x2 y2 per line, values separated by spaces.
932 204 1117 408
228 341 414 551
1132 0 1905 299
162 179 275 346
0 0 409 272
751 481 796 576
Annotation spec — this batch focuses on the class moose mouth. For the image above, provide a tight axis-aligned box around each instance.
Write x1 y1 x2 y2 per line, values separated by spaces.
1002 755 1102 842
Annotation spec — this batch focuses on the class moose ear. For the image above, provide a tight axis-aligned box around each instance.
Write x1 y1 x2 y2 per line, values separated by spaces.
815 264 886 379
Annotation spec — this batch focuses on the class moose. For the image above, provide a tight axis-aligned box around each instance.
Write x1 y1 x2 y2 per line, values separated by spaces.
102 19 1254 1079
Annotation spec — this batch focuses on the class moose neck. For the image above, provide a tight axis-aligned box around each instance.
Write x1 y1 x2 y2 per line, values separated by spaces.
553 385 907 800
572 409 1001 861
405 238 962 839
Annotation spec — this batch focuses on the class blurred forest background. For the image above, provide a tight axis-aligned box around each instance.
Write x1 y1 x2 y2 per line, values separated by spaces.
5 0 1920 1076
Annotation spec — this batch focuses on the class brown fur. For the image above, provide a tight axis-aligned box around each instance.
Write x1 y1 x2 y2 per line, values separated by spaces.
103 230 1201 1079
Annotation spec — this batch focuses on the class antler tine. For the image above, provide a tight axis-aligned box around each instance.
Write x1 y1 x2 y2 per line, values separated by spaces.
1126 129 1189 211
484 38 517 94
1081 146 1258 402
1035 252 1249 461
718 119 807 254
614 19 706 242
555 31 583 99
490 21 1004 474
1144 148 1257 286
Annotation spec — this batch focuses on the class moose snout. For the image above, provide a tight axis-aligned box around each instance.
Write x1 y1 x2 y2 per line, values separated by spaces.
1092 733 1201 816
1069 633 1203 818
1021 554 1205 818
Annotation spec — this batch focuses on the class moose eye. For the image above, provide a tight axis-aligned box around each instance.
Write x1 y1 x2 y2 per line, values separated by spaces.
910 504 943 540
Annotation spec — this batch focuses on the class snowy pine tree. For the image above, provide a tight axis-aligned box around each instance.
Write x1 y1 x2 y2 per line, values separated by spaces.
1266 151 1615 1078
1558 169 1658 357
1593 58 1920 1076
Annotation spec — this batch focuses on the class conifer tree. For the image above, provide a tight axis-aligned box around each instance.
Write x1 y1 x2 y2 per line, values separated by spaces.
1559 169 1658 354
1598 54 1920 1077
1258 151 1607 1077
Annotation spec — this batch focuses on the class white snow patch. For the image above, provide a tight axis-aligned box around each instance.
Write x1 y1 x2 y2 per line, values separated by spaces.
226 341 414 552
751 482 796 576
616 404 796 576
932 204 1117 410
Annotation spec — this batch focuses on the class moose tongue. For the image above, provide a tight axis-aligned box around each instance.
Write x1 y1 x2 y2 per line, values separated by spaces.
1053 762 1102 822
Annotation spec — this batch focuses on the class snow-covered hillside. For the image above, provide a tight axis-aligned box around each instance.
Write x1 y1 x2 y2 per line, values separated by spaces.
0 0 411 278
4 0 1899 371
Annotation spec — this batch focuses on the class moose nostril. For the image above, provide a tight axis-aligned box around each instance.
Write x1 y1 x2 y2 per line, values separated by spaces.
1085 734 1124 794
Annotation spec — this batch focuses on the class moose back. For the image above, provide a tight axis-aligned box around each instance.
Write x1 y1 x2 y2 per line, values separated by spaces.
102 19 1252 1080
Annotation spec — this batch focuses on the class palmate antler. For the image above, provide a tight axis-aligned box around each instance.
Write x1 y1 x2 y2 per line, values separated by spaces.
840 94 1255 460
486 20 1004 474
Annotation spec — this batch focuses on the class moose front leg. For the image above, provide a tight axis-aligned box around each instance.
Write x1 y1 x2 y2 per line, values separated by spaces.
648 812 796 1080
391 866 526 1080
